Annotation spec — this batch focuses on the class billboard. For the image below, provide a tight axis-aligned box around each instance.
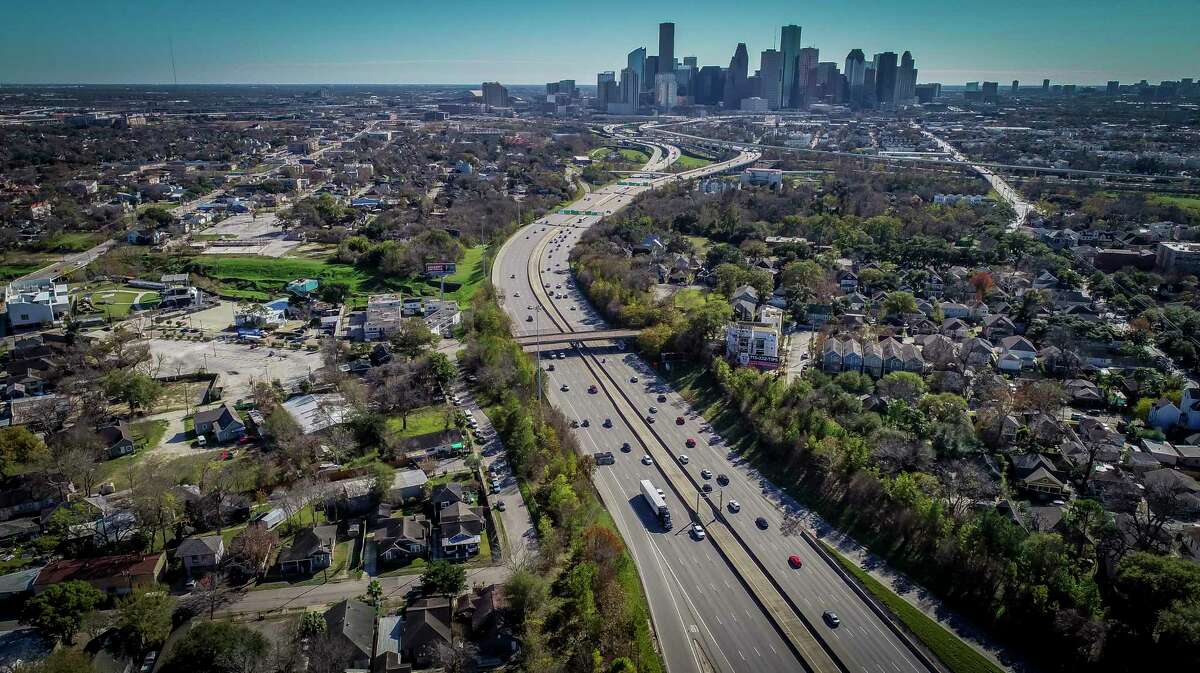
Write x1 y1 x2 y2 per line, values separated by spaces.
425 262 456 277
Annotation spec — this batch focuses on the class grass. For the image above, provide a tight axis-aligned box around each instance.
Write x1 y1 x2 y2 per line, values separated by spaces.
1146 192 1200 215
822 541 1004 673
673 152 712 171
588 148 613 160
385 404 455 438
131 419 169 451
618 148 651 164
35 231 105 252
684 235 712 254
672 288 720 312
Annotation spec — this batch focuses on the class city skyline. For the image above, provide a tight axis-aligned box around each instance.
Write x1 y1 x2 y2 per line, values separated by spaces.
1 0 1197 86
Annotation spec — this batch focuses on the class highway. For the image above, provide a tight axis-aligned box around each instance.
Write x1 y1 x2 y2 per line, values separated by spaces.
493 133 937 673
494 146 805 673
917 126 1038 230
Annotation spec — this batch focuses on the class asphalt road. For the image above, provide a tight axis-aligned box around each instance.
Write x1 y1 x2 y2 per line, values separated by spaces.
493 147 803 673
494 140 935 673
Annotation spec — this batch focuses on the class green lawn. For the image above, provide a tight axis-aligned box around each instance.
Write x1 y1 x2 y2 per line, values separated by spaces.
35 231 105 252
823 542 1004 673
386 404 455 438
589 147 613 160
131 419 169 451
672 288 720 312
1147 192 1200 215
673 153 712 170
619 148 651 164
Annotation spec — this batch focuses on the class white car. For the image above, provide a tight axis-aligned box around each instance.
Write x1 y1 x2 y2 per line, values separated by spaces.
727 500 741 513
514 291 520 297
691 524 706 540
641 455 653 465
678 455 689 465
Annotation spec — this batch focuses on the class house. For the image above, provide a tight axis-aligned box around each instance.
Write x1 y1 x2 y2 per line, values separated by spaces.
192 403 246 443
725 320 781 370
4 278 70 328
1148 398 1182 430
281 393 350 434
0 566 42 603
374 515 431 562
98 422 136 459
176 535 225 576
939 302 970 319
981 314 1016 340
431 483 468 511
1000 336 1038 369
1032 270 1059 289
0 473 70 522
33 552 165 596
836 270 858 293
941 318 970 339
1065 379 1103 405
456 584 516 659
1179 388 1200 431
960 337 996 369
324 599 375 670
402 597 454 667
1011 454 1067 496
278 524 337 574
438 501 484 558
390 469 429 502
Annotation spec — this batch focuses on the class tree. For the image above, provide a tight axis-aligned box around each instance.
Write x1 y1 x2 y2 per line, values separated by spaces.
427 351 457 387
228 525 278 578
969 271 994 300
881 291 917 317
0 426 48 477
421 560 467 597
505 568 549 625
369 462 394 502
389 317 438 357
364 579 384 608
163 620 269 673
435 639 479 673
299 610 327 638
13 649 96 673
101 369 162 415
192 573 236 620
876 371 927 404
117 591 174 654
21 580 103 644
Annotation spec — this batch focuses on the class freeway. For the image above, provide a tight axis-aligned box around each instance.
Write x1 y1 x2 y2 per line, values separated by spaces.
494 148 798 673
494 137 938 673
918 126 1038 229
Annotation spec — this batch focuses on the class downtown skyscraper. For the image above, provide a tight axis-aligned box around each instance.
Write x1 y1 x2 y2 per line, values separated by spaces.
658 23 675 74
627 47 646 95
759 49 784 109
844 49 866 107
874 51 898 104
780 24 802 109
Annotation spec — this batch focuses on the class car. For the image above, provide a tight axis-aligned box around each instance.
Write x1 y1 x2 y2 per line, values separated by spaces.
569 305 576 311
645 415 656 423
641 455 653 465
557 352 566 359
561 384 570 392
588 385 598 394
630 376 639 383
526 315 534 322
700 469 712 479
546 363 555 371
514 291 520 297
716 474 729 486
822 611 841 628
702 483 713 492
691 524 706 540
140 651 159 673
648 406 658 414
510 274 516 279
675 416 685 425
755 517 769 530
602 418 612 428
621 442 632 453
678 454 689 465
657 394 667 403
581 419 590 427
496 500 508 511
727 499 741 513
710 434 723 444
789 554 803 569
570 420 579 428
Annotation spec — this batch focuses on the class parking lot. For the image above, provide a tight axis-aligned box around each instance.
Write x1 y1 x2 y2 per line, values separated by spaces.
199 212 301 257
146 338 324 401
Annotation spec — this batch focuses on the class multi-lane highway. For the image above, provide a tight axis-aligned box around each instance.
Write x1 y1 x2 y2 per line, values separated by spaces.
492 133 938 673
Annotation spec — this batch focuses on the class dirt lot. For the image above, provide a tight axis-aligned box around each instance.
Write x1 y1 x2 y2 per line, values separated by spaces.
199 213 300 257
146 338 324 402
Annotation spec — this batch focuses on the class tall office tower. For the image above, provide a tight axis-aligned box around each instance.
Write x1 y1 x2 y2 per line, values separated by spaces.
780 24 803 108
674 65 695 99
896 51 917 103
596 71 616 108
759 49 784 109
658 23 675 74
873 51 898 104
812 62 841 103
724 43 750 107
863 64 877 106
481 82 509 108
619 67 640 108
655 72 677 110
546 82 560 96
1106 80 1119 94
1011 80 1019 94
645 56 660 89
683 56 697 68
1042 78 1050 92
558 80 576 98
695 65 723 105
981 81 999 101
794 47 820 107
627 47 646 95
844 49 866 107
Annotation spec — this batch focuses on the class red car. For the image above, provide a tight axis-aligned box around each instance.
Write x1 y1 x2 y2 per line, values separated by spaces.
685 438 696 448
675 416 685 425
788 554 803 569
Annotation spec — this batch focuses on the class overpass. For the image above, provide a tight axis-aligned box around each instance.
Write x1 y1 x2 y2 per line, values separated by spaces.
513 328 640 348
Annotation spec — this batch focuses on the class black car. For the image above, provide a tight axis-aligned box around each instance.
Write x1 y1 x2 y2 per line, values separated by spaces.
620 442 632 453
657 394 667 402
716 474 730 486
602 418 612 428
822 610 841 628
755 517 769 529
702 483 713 493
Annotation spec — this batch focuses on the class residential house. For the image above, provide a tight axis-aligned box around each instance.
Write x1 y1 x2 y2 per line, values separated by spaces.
456 584 516 660
1010 454 1067 497
278 524 337 574
374 515 431 562
1179 388 1200 431
390 469 429 502
981 314 1016 340
999 336 1039 370
960 338 996 370
1065 379 1103 406
0 473 70 522
324 599 375 670
430 483 468 511
33 552 165 596
98 422 136 459
918 334 959 370
941 318 970 339
939 302 970 319
1148 398 1182 430
438 501 484 559
402 597 453 667
836 270 858 293
192 404 246 443
176 535 225 576
1032 270 1059 289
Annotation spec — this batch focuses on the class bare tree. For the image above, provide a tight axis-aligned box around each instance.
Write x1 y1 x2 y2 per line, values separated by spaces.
227 525 278 579
434 639 479 673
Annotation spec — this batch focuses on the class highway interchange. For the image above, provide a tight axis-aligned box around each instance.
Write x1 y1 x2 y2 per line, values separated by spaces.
491 130 935 673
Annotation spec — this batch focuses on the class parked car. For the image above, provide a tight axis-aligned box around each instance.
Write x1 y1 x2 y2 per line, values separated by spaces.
678 455 689 465
641 455 653 465
621 442 632 453
675 416 685 425
685 438 696 448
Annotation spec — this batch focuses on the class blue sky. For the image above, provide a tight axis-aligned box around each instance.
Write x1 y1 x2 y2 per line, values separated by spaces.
1 0 1195 85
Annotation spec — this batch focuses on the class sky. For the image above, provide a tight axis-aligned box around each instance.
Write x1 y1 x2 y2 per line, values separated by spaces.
1 0 1196 86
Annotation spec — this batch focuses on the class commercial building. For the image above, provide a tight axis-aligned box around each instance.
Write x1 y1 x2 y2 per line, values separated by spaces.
655 72 678 111
1157 242 1200 274
844 49 866 107
780 24 802 108
759 49 783 109
897 51 917 103
874 51 898 104
627 47 646 94
725 306 783 370
4 279 70 328
741 167 783 187
658 22 675 74
741 96 769 112
481 82 509 108
795 47 820 107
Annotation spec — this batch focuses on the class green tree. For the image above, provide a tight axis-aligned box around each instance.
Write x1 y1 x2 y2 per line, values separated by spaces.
505 568 550 625
163 621 269 673
0 426 49 477
877 371 928 404
21 580 104 644
368 462 394 502
299 610 327 637
364 579 384 608
427 351 457 387
881 291 918 317
102 369 162 415
421 560 467 597
117 590 174 654
389 317 438 357
608 657 638 673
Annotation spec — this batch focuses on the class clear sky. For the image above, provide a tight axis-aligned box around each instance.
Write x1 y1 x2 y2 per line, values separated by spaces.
1 0 1196 86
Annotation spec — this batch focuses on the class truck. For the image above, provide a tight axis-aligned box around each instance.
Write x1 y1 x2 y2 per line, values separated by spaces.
640 479 672 530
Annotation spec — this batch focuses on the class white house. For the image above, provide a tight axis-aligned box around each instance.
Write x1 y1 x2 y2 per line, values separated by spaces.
5 278 70 328
1148 398 1182 430
177 535 225 576
999 336 1039 369
725 320 781 370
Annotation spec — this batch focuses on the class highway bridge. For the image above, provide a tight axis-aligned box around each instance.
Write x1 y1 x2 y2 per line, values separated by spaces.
513 328 640 348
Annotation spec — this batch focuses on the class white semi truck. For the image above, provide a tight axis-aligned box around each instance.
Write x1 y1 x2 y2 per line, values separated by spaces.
639 479 672 530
